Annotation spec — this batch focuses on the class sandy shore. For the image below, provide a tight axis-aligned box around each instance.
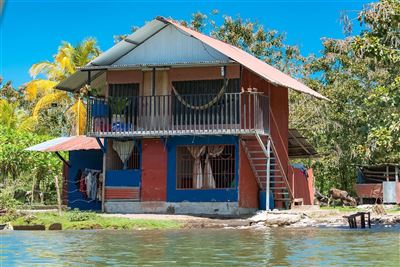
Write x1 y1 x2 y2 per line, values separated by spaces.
15 205 400 229
99 206 400 229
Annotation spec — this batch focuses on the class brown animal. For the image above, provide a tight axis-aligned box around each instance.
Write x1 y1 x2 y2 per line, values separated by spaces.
328 188 357 207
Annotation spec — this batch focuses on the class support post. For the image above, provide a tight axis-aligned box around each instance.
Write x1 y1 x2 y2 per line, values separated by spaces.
55 152 71 168
54 175 62 216
101 151 106 213
386 165 389 181
368 212 371 228
266 138 271 211
395 166 399 182
361 213 366 228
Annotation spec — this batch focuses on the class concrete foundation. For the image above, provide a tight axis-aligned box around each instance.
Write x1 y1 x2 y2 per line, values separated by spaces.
104 201 257 215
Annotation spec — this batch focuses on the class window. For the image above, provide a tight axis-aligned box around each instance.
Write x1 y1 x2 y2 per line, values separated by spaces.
108 83 140 128
176 145 236 189
109 83 139 97
107 140 140 170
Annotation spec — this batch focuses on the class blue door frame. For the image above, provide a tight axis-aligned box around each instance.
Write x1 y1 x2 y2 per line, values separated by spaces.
166 135 239 202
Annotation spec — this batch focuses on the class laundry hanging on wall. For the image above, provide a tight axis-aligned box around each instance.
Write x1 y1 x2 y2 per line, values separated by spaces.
76 168 102 201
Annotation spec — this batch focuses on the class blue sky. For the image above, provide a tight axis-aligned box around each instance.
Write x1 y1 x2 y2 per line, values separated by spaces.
1 0 371 88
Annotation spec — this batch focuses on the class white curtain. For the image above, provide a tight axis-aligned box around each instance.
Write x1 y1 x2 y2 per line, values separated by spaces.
187 146 206 189
204 145 225 189
113 140 135 170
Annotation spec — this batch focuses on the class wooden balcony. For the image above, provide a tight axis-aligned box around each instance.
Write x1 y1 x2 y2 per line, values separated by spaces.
86 92 269 137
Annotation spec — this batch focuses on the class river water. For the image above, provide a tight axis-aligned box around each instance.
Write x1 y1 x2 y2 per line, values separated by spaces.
1 227 399 266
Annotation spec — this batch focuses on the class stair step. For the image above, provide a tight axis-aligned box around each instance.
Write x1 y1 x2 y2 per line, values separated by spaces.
270 187 287 190
275 198 291 201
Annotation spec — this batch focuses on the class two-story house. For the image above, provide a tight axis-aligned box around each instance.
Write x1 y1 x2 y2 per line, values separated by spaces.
35 17 326 215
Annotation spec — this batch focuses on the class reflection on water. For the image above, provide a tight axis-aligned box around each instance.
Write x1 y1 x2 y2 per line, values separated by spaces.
1 227 399 266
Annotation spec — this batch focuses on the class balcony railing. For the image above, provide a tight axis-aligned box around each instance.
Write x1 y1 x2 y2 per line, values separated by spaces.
86 92 269 137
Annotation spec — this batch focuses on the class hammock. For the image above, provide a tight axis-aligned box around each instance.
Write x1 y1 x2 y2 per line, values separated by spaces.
171 79 229 110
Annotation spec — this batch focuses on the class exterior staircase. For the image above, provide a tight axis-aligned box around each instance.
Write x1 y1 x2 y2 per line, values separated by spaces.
241 133 293 209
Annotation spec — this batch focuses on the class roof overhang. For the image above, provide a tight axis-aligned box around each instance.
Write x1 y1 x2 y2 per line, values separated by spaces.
288 129 318 158
25 136 103 152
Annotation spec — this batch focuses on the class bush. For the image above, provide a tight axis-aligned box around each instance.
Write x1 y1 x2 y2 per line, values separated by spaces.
0 188 21 211
66 209 97 222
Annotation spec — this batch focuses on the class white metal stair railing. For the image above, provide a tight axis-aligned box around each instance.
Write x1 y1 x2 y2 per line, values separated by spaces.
241 133 293 209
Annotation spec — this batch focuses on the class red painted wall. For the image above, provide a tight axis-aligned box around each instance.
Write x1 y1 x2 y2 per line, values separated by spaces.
141 139 167 201
241 69 289 208
105 187 140 200
291 168 314 205
238 145 259 208
355 182 400 204
241 68 289 177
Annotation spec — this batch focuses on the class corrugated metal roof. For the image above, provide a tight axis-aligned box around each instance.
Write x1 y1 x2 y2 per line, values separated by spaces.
161 18 328 100
56 16 328 100
288 129 318 158
25 136 103 152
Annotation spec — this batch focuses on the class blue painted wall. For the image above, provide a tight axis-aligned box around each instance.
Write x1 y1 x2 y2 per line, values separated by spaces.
166 135 239 202
67 150 103 211
106 170 141 187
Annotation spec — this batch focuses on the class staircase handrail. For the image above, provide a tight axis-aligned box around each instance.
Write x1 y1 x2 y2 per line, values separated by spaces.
269 136 294 200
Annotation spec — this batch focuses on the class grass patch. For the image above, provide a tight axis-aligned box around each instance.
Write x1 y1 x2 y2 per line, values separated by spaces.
386 207 400 214
321 205 400 214
0 210 182 230
320 206 358 212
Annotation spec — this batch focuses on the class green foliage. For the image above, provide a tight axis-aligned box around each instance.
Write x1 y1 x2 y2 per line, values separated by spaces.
66 209 97 222
304 0 400 193
0 188 21 211
0 125 62 206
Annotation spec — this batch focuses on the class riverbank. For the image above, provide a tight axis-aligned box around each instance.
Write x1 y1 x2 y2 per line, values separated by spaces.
248 206 400 228
0 210 182 230
1 205 399 230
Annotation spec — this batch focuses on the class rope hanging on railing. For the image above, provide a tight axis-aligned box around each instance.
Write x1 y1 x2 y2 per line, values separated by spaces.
171 79 229 110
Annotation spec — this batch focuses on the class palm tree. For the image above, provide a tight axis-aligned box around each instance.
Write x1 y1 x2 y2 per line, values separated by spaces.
25 38 100 135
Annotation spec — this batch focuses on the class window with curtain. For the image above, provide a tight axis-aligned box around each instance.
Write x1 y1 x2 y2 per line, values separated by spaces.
106 140 140 170
176 145 236 189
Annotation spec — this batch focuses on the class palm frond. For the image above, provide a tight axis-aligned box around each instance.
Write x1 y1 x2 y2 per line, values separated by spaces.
55 42 75 74
32 91 69 116
18 116 39 132
29 62 61 79
67 98 87 135
0 99 18 128
25 80 58 101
